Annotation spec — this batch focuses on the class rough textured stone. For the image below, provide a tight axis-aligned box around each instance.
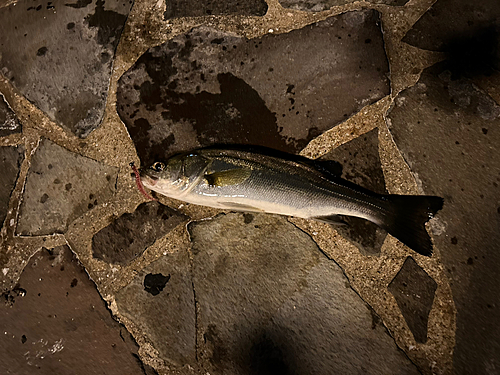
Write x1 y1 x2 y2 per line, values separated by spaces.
321 128 387 255
0 245 157 375
387 63 500 374
279 0 408 12
0 145 24 227
0 94 21 136
388 257 437 343
402 0 500 79
115 249 196 367
17 138 117 236
92 201 187 265
0 0 133 137
189 213 419 374
117 10 389 166
164 0 267 19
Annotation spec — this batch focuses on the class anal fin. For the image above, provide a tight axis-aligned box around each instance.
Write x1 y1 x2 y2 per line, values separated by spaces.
313 215 348 226
219 202 265 213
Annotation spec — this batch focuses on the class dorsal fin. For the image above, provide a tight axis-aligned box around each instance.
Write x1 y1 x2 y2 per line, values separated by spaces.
307 159 343 178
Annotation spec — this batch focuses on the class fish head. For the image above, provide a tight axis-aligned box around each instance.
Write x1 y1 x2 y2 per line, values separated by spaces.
140 153 210 196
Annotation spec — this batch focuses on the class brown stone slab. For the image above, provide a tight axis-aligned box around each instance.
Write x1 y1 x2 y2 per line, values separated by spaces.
0 0 134 137
0 245 157 375
17 138 117 235
115 249 196 367
92 201 187 265
117 10 389 166
388 257 437 343
402 0 500 80
189 213 420 374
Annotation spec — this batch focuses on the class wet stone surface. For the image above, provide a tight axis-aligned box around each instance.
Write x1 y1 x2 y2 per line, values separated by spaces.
388 257 437 343
403 0 500 72
0 245 157 375
320 128 387 256
164 0 267 19
387 63 500 373
17 138 117 236
0 94 22 137
117 10 389 166
92 201 187 265
189 213 419 375
115 249 196 367
0 0 133 137
0 145 24 228
402 0 500 89
279 0 408 12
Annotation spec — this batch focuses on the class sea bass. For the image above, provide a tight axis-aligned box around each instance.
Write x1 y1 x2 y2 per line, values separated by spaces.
138 146 443 256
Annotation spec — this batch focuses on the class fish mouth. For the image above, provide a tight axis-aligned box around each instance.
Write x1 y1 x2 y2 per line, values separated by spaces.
139 172 158 187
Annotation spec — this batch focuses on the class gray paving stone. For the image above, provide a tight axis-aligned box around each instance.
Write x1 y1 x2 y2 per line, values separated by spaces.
402 0 500 79
115 249 196 367
388 257 437 343
189 213 420 375
0 145 24 228
0 245 157 375
164 0 267 19
0 94 21 137
321 128 387 256
92 201 187 265
279 0 408 12
17 138 117 236
387 64 500 374
0 0 133 137
117 10 389 166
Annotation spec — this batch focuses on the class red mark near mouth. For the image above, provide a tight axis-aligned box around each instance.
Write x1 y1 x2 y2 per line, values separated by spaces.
130 162 157 201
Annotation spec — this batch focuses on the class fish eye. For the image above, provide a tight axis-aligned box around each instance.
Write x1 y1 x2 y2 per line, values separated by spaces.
151 162 165 172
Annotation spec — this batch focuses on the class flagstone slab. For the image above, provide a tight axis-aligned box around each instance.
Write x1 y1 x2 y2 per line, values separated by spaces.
115 249 196 367
0 0 133 137
17 138 117 236
0 245 157 375
402 0 500 79
92 201 187 265
388 257 437 343
117 10 389 166
189 213 420 374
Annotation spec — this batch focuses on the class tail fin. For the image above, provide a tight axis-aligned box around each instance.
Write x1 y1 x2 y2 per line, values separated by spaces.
379 195 444 257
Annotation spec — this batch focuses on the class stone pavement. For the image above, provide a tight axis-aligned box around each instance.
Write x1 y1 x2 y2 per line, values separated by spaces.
0 0 498 374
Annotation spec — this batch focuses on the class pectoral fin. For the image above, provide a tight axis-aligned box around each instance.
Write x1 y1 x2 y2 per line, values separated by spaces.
205 168 252 187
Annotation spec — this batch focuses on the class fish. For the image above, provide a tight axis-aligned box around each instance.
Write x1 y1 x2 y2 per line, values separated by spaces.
138 146 443 256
